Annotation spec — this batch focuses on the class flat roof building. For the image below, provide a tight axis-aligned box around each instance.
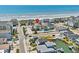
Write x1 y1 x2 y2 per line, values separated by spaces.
45 41 56 48
36 45 56 53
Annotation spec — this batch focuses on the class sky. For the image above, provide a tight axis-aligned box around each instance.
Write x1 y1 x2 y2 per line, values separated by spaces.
0 5 79 14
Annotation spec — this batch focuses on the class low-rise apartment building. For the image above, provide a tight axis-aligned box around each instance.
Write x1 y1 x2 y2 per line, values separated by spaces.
0 21 13 40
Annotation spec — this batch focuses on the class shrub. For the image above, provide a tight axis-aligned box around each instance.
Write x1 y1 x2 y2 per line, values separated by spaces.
16 49 19 53
30 43 37 47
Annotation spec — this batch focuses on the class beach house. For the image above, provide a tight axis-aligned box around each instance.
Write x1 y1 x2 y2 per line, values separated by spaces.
0 21 13 40
0 44 10 53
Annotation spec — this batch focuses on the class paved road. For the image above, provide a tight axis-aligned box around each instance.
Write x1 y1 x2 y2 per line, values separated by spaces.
17 23 26 53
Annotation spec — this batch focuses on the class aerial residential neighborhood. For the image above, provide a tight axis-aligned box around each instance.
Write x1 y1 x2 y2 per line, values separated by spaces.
0 5 79 53
0 15 79 53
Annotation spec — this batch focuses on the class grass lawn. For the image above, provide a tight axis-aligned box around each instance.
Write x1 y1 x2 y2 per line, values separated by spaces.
55 39 72 53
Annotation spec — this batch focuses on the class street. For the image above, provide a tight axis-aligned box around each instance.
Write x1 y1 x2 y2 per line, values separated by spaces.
17 23 27 53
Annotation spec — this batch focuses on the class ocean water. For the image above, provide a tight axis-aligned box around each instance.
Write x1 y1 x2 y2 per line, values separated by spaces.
0 5 79 15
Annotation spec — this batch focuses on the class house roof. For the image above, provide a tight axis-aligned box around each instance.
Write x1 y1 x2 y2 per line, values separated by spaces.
0 44 9 50
0 38 7 43
36 45 55 53
0 21 12 26
0 30 10 33
45 41 56 47
63 30 79 40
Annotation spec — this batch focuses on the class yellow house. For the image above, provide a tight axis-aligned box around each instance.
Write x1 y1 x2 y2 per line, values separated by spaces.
41 35 55 41
63 37 79 49
63 37 73 45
